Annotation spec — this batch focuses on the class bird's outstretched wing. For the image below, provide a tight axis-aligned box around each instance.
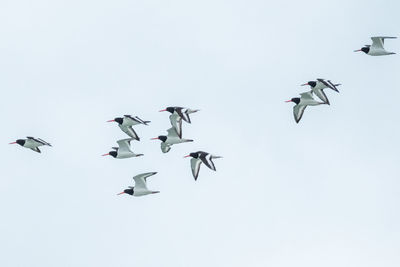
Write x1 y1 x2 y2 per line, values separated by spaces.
299 91 314 100
200 153 217 171
371 37 385 49
30 147 41 153
133 172 157 190
169 113 183 138
27 137 51 146
120 125 140 141
161 142 171 153
166 127 179 139
190 158 202 180
175 107 191 123
293 105 307 123
313 88 330 105
371 36 396 50
116 138 134 153
317 78 339 92
124 115 150 125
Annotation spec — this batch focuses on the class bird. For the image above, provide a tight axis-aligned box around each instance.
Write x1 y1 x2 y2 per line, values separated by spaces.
9 136 52 153
107 115 150 141
285 91 325 123
354 36 397 56
151 127 193 153
184 151 222 181
159 107 199 138
117 172 160 197
102 138 143 159
301 78 341 105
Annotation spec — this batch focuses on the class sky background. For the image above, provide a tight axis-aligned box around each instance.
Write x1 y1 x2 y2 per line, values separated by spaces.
0 0 399 266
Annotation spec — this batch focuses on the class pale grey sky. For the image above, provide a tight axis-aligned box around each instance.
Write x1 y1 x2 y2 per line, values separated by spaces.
0 0 399 266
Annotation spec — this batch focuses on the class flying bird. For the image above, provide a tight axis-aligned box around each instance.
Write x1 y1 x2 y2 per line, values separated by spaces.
9 136 52 153
285 91 325 123
102 138 143 159
107 115 150 141
301 78 341 105
354 36 397 56
151 127 193 153
184 151 222 181
159 107 199 138
117 172 160 197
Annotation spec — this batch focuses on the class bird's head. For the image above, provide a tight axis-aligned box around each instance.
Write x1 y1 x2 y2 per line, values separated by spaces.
151 136 167 142
184 152 199 159
354 46 369 54
117 188 134 196
9 139 25 146
102 151 118 158
107 117 123 124
285 98 300 105
159 107 175 113
301 81 316 87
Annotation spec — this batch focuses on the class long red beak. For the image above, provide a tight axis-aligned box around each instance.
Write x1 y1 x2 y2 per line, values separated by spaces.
102 153 109 156
159 109 167 112
117 192 125 195
301 83 308 86
285 100 292 103
107 120 115 122
9 142 17 144
184 155 191 158
150 137 159 140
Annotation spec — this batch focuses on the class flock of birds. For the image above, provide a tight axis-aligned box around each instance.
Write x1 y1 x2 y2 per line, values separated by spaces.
286 36 397 123
10 107 222 197
8 36 396 197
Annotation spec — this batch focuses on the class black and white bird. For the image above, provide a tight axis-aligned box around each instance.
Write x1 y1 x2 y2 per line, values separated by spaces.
354 36 397 56
301 79 341 105
184 151 222 181
102 138 143 159
107 115 150 141
159 107 199 138
117 172 160 197
9 136 52 153
286 91 325 123
151 127 193 153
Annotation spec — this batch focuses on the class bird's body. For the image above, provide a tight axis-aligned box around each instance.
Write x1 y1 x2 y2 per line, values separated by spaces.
107 115 150 141
302 79 340 105
286 91 325 123
159 106 199 138
151 127 193 153
117 172 159 197
184 151 222 180
102 138 143 159
354 36 397 56
9 137 52 153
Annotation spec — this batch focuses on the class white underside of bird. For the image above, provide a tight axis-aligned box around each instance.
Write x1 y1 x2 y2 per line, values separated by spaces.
287 91 325 123
356 36 397 56
118 172 159 197
153 127 193 153
10 137 52 153
103 138 143 159
187 152 222 180
305 79 340 105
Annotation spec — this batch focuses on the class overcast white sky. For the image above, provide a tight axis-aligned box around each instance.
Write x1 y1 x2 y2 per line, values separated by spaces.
1 0 399 266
